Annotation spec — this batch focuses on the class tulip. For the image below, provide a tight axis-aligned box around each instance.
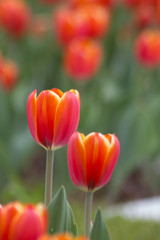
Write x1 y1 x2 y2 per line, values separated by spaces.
53 6 110 45
134 3 154 28
0 0 31 38
27 88 80 205
53 7 89 45
0 202 47 240
0 59 19 91
68 132 120 237
64 38 102 81
38 233 88 240
27 89 80 151
134 30 160 67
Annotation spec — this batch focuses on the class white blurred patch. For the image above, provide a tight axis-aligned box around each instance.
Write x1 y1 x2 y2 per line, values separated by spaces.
105 196 160 221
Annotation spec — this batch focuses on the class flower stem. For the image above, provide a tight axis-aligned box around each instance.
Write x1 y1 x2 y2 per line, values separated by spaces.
44 150 54 206
84 191 93 237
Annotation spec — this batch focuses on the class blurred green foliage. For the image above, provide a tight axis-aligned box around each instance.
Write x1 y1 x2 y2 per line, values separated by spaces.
0 0 160 203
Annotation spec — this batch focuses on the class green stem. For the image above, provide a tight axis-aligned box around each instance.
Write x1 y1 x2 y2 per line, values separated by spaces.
84 191 93 237
44 150 54 206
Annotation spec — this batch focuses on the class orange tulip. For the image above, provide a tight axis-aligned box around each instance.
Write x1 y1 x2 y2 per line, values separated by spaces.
68 132 120 192
0 0 31 37
0 202 47 240
27 89 80 150
0 59 19 91
38 233 88 240
134 30 160 67
64 38 102 81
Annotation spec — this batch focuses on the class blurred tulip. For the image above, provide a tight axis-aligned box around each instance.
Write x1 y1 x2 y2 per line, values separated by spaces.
81 5 110 38
134 30 160 67
53 7 89 45
38 233 88 240
68 132 120 192
133 3 155 28
0 0 31 37
27 89 80 151
0 202 47 240
0 59 19 91
53 5 110 45
9 203 47 240
64 38 102 81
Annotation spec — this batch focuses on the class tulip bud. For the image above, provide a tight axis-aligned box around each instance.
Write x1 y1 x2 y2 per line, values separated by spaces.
64 38 102 81
134 30 160 67
68 132 120 192
0 0 31 38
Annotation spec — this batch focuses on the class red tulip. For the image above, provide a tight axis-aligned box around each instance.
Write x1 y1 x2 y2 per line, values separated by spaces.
64 38 102 81
134 30 160 67
0 202 47 240
0 59 19 91
68 132 120 192
0 0 31 38
38 233 88 240
27 89 80 150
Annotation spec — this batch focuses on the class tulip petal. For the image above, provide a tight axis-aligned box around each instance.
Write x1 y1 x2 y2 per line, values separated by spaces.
27 89 40 144
36 90 60 149
54 91 80 148
51 88 64 98
84 133 109 190
68 132 86 189
98 134 120 187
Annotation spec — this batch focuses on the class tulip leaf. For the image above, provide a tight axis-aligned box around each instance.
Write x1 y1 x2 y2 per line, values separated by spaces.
47 186 78 236
90 208 111 240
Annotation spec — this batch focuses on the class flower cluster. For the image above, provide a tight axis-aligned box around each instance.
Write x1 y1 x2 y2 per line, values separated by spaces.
52 0 112 81
27 88 120 238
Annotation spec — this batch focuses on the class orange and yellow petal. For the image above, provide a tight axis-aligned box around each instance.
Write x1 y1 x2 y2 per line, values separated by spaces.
53 90 80 148
68 132 86 189
36 90 60 149
84 133 109 190
27 89 40 144
98 134 120 187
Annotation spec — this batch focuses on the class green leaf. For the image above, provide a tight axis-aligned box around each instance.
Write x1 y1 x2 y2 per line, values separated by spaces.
90 208 111 240
47 186 78 236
